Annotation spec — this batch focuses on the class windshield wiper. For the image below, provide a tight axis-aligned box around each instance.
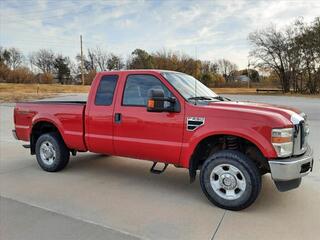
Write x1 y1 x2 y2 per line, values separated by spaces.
211 96 231 101
188 96 231 102
188 96 214 101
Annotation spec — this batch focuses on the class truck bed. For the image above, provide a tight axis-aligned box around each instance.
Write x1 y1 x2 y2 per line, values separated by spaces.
14 101 87 151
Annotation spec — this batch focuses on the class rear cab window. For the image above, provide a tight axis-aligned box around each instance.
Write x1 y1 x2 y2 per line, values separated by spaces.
95 75 118 106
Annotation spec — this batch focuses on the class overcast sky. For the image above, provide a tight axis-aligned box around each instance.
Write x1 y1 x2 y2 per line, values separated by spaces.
1 0 319 69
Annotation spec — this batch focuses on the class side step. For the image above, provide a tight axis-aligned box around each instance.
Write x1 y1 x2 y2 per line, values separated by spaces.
150 162 168 174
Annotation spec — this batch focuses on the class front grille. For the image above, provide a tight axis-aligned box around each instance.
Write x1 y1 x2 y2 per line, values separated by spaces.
293 120 308 156
300 122 305 147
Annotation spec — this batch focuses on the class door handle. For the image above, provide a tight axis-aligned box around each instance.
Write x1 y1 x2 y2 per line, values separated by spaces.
114 113 122 123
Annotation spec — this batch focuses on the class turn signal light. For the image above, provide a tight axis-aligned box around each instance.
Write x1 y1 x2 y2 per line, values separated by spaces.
271 137 292 143
147 99 155 108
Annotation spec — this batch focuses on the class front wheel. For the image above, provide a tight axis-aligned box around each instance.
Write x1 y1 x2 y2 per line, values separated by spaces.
200 150 261 211
35 132 70 172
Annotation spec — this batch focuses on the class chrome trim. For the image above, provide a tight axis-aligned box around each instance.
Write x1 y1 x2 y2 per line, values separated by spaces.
290 112 304 125
293 121 308 155
269 145 313 181
292 112 308 156
300 112 307 121
186 117 205 131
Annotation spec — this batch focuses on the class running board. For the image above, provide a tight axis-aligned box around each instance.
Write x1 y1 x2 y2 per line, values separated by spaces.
22 144 30 148
150 162 168 174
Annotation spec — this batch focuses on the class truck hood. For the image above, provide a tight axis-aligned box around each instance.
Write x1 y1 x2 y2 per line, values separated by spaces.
206 100 304 126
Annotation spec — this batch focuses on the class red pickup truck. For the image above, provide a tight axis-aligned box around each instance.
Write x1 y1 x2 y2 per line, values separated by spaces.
13 70 313 210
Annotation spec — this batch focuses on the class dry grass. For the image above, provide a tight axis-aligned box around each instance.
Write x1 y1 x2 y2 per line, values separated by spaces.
213 88 257 94
212 87 320 98
0 83 89 102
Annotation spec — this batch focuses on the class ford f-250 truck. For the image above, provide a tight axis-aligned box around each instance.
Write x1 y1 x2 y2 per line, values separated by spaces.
13 70 314 210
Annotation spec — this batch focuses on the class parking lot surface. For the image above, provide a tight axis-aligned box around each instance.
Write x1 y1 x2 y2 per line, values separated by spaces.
1 94 319 240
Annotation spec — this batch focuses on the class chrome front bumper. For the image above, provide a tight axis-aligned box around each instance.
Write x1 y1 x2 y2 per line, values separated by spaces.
269 146 313 181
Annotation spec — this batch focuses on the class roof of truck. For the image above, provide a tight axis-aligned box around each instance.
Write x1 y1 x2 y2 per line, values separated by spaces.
99 69 180 74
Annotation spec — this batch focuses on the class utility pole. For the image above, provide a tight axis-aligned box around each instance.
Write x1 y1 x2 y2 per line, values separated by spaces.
80 35 85 85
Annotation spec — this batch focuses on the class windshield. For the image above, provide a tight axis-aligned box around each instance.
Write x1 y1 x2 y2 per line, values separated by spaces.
161 72 218 101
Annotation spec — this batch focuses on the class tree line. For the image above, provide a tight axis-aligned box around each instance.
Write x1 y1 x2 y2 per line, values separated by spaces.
0 46 246 86
249 17 320 94
1 17 318 93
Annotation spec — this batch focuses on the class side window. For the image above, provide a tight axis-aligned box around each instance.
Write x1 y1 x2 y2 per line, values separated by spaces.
95 75 118 106
123 75 172 106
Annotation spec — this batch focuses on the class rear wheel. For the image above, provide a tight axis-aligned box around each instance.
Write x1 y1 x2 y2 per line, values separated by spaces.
35 132 70 172
200 150 261 211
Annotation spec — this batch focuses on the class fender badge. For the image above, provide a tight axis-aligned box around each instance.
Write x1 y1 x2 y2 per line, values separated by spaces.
187 117 205 131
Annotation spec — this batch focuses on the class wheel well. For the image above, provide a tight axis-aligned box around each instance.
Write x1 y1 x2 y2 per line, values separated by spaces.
189 135 269 182
30 121 60 154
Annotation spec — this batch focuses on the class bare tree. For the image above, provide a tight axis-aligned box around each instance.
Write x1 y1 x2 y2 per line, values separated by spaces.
249 26 291 92
8 48 23 69
0 47 23 69
90 47 109 71
76 50 96 72
294 18 320 93
201 61 218 74
249 18 320 93
216 58 238 82
29 49 55 73
0 46 10 65
86 49 96 71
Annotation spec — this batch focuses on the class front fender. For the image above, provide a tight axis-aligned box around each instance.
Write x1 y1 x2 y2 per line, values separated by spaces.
179 126 277 168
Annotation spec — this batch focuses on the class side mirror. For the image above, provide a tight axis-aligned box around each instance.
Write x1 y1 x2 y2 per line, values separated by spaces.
147 89 176 112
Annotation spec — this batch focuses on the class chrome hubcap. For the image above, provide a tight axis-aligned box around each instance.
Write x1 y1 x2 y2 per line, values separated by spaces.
210 164 246 200
220 173 237 189
39 141 56 165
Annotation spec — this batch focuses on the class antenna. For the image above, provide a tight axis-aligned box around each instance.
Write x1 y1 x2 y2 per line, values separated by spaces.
194 77 197 105
194 46 198 105
80 35 85 85
194 45 198 105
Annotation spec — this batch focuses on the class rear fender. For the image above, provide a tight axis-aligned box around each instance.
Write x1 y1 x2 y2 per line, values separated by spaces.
30 115 65 154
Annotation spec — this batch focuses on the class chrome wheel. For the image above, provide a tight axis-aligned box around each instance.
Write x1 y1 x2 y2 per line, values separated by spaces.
39 141 56 165
210 163 246 200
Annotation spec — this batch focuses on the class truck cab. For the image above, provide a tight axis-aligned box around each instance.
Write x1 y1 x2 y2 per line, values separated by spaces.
13 70 314 210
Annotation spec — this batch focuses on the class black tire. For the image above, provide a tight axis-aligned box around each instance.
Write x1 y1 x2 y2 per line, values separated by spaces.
35 132 70 172
200 150 261 211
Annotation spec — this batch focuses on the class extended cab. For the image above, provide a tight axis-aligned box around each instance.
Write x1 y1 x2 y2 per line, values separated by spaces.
13 70 314 210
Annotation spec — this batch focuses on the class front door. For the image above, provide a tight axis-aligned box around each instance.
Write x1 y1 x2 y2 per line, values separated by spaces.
113 73 184 164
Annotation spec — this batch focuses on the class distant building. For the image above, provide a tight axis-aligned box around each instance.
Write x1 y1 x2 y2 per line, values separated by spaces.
234 75 250 82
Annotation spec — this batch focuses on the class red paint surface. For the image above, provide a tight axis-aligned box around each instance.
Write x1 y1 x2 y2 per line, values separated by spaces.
15 70 298 169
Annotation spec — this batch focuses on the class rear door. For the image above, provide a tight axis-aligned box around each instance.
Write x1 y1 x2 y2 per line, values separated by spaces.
113 73 185 164
85 74 119 154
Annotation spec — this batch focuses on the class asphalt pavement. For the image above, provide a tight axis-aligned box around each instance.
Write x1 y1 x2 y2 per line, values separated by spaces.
0 94 319 240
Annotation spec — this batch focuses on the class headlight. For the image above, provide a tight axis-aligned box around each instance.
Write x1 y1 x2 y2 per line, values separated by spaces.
272 128 294 157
